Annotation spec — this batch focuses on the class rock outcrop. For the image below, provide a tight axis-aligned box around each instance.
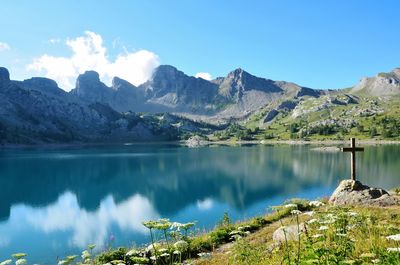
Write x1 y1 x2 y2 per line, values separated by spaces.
185 135 208 148
329 180 400 206
0 67 10 84
352 68 400 96
273 223 306 243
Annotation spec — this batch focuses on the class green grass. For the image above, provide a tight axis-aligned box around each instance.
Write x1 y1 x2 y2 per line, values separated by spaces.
196 204 400 265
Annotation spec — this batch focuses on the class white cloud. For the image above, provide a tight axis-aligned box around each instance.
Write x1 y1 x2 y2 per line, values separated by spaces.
196 198 214 210
28 31 160 91
0 42 10 51
195 72 212 81
20 192 159 248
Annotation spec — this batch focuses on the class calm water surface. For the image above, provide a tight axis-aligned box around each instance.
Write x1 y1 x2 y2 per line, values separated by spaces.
0 144 399 263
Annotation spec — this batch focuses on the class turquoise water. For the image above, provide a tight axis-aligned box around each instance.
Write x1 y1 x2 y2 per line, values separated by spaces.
0 144 399 264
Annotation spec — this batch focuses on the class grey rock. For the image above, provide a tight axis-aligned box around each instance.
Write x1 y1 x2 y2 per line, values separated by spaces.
185 135 208 148
263 109 279 123
0 67 10 84
217 68 282 102
273 223 306 243
352 68 400 96
329 180 400 206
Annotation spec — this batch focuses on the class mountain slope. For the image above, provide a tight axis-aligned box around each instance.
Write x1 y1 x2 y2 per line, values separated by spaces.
0 67 215 145
352 68 400 96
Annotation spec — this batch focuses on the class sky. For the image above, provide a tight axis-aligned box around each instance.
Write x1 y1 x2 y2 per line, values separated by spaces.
1 0 400 91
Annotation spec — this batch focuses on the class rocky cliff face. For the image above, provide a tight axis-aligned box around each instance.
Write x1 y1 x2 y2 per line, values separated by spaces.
352 68 400 96
141 65 221 112
217 68 283 101
0 67 213 144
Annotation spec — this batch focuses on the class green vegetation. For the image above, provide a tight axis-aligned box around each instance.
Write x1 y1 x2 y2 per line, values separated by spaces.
197 202 400 265
208 96 400 142
2 199 400 265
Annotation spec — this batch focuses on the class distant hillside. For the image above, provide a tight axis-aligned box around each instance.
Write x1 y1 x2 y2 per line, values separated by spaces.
0 65 399 145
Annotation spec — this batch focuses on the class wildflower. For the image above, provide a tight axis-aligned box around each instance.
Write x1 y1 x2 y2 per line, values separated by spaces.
125 249 139 257
312 234 324 238
0 260 12 265
181 222 196 230
336 233 347 237
244 231 251 235
371 259 381 264
15 259 27 265
142 220 158 229
231 234 242 240
284 203 297 208
307 218 318 224
158 248 168 253
88 244 96 250
11 254 26 260
81 250 90 260
57 260 67 265
318 226 329 231
309 201 324 207
386 234 400 241
291 210 302 215
146 243 161 253
347 212 358 217
387 247 400 252
198 252 212 258
303 211 315 216
154 219 172 230
174 240 189 251
173 250 181 255
129 257 148 264
360 253 376 258
160 253 170 257
171 222 183 230
347 224 356 230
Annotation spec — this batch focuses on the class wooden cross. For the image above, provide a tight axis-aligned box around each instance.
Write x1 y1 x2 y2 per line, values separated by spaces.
341 138 364 181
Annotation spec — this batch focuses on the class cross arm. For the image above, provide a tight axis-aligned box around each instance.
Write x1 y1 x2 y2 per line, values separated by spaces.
341 147 365 152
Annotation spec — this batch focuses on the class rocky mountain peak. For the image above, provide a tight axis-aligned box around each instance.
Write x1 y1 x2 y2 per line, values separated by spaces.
71 70 112 101
0 67 10 84
20 77 65 96
391 67 400 77
112 76 137 91
352 68 400 96
76 70 101 85
151 65 181 81
218 67 282 101
22 77 58 89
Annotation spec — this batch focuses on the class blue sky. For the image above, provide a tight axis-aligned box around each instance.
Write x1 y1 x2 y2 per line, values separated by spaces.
1 0 400 90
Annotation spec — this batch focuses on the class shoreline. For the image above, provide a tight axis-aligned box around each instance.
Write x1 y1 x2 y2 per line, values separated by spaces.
1 139 400 149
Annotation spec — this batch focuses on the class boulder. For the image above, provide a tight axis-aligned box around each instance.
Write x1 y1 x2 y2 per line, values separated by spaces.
185 135 208 148
273 223 305 243
329 180 400 206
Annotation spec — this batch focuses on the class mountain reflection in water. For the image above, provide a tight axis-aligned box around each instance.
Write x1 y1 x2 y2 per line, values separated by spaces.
0 144 399 264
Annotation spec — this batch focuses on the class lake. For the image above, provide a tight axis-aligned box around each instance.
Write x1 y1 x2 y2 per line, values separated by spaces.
0 144 399 264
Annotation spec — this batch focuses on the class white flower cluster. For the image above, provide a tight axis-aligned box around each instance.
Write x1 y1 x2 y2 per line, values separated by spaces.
386 234 400 241
309 200 324 207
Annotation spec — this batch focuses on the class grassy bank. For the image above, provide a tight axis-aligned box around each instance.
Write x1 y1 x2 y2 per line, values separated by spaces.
2 197 400 265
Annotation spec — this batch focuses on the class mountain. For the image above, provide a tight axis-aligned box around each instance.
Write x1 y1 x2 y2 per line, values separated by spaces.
141 65 221 112
0 67 214 145
0 65 398 145
69 65 321 119
352 68 400 96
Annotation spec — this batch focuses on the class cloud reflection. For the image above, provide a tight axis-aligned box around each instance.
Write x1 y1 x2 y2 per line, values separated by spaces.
17 192 159 248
